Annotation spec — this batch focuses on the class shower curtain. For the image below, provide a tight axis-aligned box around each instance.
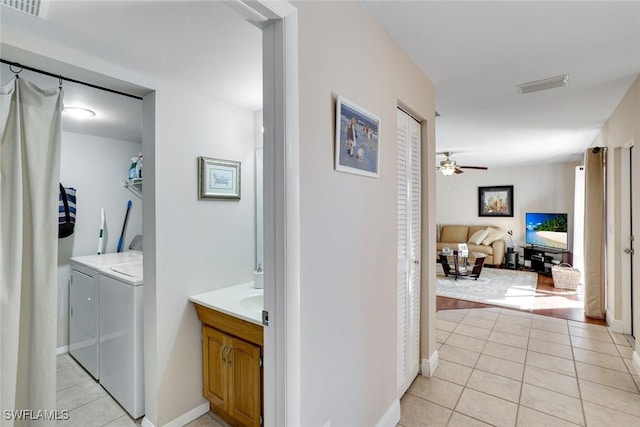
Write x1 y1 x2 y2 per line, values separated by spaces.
0 78 62 425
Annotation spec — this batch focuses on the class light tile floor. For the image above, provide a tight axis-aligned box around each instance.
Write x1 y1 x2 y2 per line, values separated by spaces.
399 308 640 427
56 354 224 427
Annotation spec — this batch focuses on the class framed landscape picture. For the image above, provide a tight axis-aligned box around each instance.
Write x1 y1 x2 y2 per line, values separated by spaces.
335 96 380 178
478 185 513 217
198 156 241 200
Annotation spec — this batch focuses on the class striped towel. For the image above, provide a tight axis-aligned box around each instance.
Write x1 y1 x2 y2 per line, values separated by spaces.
59 186 76 224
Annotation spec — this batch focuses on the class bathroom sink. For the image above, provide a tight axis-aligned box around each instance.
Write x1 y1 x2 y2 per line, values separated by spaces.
189 282 264 325
239 294 263 313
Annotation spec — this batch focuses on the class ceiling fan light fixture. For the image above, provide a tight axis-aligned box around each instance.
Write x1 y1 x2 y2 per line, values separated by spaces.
517 74 569 94
440 166 456 176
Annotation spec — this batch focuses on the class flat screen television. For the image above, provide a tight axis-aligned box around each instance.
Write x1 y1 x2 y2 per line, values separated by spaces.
525 213 568 251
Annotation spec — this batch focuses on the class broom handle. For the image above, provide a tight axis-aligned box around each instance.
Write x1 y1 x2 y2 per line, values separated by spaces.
117 200 132 253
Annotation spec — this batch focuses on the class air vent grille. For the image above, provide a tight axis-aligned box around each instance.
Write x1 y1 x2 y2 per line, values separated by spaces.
1 0 49 18
517 74 569 94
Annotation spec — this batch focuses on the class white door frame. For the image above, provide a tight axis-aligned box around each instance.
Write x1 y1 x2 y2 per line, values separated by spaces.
620 141 635 336
229 2 300 426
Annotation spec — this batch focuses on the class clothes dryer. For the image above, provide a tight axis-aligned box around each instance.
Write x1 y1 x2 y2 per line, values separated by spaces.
98 261 144 418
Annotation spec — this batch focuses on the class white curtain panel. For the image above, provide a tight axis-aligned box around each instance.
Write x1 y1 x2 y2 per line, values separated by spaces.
0 78 62 425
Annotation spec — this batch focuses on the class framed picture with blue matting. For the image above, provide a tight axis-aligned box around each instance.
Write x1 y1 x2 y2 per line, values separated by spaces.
335 96 380 178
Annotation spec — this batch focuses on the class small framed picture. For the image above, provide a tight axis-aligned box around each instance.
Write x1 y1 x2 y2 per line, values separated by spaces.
478 185 513 217
198 156 241 200
335 95 380 178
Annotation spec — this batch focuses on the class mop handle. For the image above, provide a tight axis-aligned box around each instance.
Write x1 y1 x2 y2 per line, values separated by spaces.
117 200 132 253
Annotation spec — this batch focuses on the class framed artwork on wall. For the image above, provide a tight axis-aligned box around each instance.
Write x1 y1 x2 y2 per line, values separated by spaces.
198 156 241 200
478 185 513 217
334 95 380 178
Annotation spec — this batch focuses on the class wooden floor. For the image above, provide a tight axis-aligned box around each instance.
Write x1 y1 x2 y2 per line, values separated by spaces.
437 268 608 326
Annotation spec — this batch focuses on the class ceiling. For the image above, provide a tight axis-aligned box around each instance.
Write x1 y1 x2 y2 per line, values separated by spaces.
0 0 262 143
362 1 640 167
1 1 639 167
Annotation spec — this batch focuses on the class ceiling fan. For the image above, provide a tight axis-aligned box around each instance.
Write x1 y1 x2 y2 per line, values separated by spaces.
437 152 488 175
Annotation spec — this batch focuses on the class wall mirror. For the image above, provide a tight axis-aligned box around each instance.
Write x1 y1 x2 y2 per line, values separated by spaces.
255 148 263 270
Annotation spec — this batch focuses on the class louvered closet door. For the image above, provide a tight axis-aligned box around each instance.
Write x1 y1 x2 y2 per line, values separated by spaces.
397 108 421 396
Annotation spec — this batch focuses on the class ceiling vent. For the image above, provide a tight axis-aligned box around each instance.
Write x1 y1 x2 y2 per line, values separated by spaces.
517 74 569 95
1 0 49 18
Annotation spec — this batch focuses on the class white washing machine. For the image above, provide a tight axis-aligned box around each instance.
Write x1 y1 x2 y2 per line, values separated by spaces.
69 251 142 379
98 261 144 419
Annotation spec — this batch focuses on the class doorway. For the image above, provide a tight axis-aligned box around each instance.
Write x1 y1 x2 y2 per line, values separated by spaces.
621 145 635 337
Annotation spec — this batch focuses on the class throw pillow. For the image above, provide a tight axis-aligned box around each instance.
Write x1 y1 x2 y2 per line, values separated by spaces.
468 229 489 245
482 227 505 245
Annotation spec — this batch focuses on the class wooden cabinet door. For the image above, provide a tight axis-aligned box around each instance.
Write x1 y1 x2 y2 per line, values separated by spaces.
202 326 228 411
228 336 262 427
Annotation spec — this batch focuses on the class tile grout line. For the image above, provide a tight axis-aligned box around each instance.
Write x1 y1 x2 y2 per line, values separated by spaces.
434 308 640 426
448 308 503 427
444 308 488 425
514 307 534 427
609 328 640 392
456 308 528 426
567 318 589 427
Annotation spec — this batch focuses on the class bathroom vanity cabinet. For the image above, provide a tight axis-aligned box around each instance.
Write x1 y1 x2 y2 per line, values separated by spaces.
194 304 263 427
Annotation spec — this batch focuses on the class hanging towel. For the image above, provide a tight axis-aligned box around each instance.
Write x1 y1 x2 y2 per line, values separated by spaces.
59 183 76 238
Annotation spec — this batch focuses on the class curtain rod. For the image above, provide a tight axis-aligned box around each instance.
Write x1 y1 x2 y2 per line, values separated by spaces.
1 58 143 100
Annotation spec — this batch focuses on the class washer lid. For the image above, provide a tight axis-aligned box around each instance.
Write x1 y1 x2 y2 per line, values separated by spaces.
100 261 143 286
71 252 143 269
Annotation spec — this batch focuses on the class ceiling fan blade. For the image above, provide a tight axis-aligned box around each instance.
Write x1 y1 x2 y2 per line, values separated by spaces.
459 165 488 170
454 167 464 174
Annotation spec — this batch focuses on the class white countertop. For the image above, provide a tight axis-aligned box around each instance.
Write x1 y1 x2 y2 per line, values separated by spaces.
189 282 263 326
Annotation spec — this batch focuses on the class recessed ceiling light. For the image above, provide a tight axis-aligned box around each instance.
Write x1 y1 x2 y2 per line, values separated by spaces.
517 74 569 94
64 107 96 118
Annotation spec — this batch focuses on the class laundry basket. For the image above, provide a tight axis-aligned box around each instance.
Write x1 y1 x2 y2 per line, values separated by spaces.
551 263 581 290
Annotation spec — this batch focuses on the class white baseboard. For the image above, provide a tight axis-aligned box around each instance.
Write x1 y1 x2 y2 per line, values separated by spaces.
606 309 623 333
56 345 69 355
421 350 439 377
374 399 400 427
141 402 209 427
633 351 640 377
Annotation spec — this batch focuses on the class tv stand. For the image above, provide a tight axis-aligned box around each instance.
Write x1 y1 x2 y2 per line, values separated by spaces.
522 246 572 276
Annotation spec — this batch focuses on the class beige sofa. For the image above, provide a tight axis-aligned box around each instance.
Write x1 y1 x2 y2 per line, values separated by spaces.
437 225 506 266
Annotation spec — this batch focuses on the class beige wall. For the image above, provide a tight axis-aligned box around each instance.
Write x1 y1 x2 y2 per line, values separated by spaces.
295 1 435 425
591 75 640 347
436 162 579 249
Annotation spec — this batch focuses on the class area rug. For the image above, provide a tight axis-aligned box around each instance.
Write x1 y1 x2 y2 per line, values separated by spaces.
436 266 541 310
